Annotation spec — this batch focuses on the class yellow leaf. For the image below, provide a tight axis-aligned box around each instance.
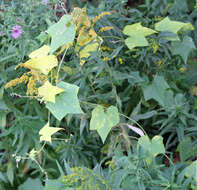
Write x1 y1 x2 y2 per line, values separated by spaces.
79 41 99 65
39 122 63 143
23 55 58 75
191 86 197 96
29 45 51 58
38 81 65 103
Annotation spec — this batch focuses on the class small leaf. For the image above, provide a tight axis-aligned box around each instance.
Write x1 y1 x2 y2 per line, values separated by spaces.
46 81 83 121
47 15 75 53
38 81 65 103
90 105 119 143
39 122 63 143
171 36 196 64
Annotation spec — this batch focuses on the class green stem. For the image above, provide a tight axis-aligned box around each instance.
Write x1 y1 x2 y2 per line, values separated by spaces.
56 48 68 84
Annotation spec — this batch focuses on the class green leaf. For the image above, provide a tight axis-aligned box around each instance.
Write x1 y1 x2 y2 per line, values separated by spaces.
142 75 173 107
44 180 66 190
90 105 119 143
125 36 148 50
7 161 14 185
177 137 197 162
155 17 193 41
0 112 7 129
171 36 196 64
18 178 44 190
46 81 83 121
185 160 197 182
47 15 75 53
123 23 157 37
138 135 165 157
123 23 156 50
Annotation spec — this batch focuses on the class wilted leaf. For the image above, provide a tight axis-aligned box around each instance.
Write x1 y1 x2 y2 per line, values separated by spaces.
29 45 50 58
23 55 58 75
38 81 65 103
39 122 63 143
90 105 119 143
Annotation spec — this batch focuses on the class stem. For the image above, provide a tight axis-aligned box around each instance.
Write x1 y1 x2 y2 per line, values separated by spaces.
56 48 68 84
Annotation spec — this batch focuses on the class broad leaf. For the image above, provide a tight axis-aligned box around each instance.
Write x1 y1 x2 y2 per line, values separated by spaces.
29 45 50 58
46 81 83 121
44 180 68 190
23 55 58 75
123 23 157 37
171 36 196 64
185 160 197 182
90 105 119 143
18 178 44 190
39 122 63 143
38 81 65 103
138 135 165 157
125 36 148 50
155 17 193 41
123 23 156 50
47 15 75 53
142 75 173 107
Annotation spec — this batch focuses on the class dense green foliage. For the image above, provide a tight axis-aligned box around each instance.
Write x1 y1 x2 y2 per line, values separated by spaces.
1 0 197 189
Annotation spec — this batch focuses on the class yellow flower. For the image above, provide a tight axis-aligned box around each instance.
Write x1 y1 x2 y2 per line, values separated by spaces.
152 43 159 53
103 57 109 62
118 58 123 64
98 26 113 33
157 60 162 67
179 67 185 72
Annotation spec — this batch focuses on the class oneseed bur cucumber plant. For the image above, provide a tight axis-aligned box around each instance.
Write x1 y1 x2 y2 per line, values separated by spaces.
1 0 197 189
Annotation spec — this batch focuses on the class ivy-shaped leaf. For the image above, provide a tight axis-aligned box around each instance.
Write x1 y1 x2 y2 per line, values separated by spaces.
123 23 157 50
38 81 65 103
185 160 197 182
155 17 193 41
46 81 83 121
142 75 174 107
39 122 63 143
47 15 75 53
171 36 196 64
29 45 50 58
90 105 119 143
138 135 165 157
